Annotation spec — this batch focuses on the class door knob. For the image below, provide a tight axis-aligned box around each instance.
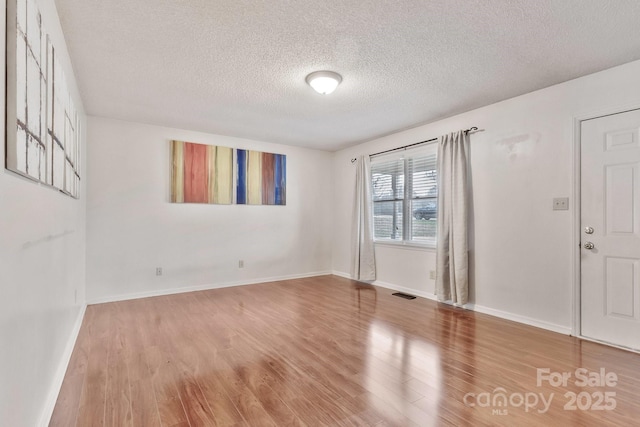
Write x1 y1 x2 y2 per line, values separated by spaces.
584 226 594 234
583 242 595 250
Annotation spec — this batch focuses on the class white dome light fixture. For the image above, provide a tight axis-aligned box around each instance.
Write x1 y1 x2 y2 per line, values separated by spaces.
306 70 342 95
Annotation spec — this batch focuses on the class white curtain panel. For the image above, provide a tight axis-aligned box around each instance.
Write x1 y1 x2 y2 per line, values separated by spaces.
351 155 377 281
436 131 469 305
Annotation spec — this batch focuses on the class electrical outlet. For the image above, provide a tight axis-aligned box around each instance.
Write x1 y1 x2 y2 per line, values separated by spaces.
553 197 569 211
239 260 244 268
429 270 436 280
156 267 163 276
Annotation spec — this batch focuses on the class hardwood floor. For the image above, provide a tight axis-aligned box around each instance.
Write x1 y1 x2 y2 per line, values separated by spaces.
50 275 640 426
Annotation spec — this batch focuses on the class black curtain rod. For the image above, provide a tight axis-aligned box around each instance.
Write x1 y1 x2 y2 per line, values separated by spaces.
370 126 478 158
369 137 438 158
351 126 479 163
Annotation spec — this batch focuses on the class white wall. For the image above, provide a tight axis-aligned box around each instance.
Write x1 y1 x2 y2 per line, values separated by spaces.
86 117 333 303
332 59 640 333
0 0 86 426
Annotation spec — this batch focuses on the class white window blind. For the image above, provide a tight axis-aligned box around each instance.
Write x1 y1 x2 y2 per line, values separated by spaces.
371 144 438 246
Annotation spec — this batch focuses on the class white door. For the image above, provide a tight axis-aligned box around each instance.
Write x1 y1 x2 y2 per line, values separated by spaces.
581 109 640 350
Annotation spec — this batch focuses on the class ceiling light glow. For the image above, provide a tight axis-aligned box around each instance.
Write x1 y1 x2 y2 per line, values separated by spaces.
306 71 342 95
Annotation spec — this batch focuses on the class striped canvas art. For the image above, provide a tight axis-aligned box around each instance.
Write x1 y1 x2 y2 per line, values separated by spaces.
236 149 286 205
171 140 233 204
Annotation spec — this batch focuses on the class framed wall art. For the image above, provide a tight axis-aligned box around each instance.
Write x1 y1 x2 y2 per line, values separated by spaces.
5 0 80 197
171 140 233 204
170 141 286 206
236 149 286 205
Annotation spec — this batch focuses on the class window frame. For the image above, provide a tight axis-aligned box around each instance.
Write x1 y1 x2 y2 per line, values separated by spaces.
370 144 438 249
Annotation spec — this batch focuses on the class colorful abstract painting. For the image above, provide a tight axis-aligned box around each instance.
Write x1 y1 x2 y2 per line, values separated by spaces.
236 149 286 205
171 140 233 204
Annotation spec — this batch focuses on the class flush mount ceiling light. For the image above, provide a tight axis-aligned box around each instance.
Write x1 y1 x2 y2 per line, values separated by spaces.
306 71 342 95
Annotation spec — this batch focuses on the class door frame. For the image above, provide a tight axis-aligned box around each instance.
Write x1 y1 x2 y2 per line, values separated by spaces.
572 102 640 341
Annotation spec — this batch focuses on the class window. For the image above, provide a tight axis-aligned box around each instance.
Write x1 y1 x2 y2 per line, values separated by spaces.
371 144 437 246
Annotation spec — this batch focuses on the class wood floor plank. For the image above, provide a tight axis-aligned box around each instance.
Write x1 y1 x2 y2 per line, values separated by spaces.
49 373 84 427
52 275 640 427
196 379 245 427
130 378 161 427
218 347 305 426
175 376 218 426
74 305 111 427
104 360 132 427
145 346 189 427
228 384 278 427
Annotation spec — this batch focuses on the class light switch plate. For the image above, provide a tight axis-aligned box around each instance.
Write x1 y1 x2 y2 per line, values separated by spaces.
553 197 569 210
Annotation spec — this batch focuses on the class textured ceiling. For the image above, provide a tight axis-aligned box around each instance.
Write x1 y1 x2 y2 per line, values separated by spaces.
54 0 640 151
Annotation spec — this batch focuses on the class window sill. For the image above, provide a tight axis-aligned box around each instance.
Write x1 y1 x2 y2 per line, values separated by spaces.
374 240 436 252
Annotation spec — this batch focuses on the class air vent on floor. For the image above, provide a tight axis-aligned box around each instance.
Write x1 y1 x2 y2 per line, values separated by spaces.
392 292 416 300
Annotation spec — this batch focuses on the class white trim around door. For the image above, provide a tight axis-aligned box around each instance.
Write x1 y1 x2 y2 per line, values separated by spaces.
572 102 640 344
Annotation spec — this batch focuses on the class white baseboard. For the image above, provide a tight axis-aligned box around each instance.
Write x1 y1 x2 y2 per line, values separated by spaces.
574 334 640 354
39 303 87 427
331 270 571 335
87 270 333 305
373 280 438 302
331 270 351 280
333 270 438 300
467 303 571 335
